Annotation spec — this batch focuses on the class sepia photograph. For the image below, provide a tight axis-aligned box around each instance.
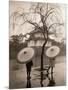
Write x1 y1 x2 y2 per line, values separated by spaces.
9 0 66 89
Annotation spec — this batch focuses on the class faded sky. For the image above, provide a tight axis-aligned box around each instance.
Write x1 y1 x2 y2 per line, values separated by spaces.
9 1 66 42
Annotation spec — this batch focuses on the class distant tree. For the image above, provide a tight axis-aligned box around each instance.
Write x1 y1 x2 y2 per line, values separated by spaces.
11 35 19 50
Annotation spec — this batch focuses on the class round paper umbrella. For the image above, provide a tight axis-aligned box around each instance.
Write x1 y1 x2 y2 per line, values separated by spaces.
45 46 60 58
17 47 34 64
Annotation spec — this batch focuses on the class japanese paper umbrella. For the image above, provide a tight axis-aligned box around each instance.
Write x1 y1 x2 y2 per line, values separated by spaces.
17 47 34 64
45 46 60 58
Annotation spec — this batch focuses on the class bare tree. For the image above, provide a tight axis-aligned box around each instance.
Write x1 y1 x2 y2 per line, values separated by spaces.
10 3 64 71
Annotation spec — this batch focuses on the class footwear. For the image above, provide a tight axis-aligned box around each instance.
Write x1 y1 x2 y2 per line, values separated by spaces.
27 76 31 80
29 76 31 79
51 71 53 74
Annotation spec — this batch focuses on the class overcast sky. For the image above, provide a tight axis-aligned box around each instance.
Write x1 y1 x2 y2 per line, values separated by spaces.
9 1 66 42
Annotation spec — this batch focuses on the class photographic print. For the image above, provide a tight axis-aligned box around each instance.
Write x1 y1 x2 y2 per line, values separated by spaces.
9 0 66 89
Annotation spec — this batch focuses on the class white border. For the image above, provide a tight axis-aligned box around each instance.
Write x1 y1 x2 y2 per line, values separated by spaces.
10 0 68 4
0 0 68 90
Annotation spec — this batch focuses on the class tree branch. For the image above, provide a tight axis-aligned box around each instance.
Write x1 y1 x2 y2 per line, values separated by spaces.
44 8 55 19
45 11 55 23
48 23 64 30
46 8 54 16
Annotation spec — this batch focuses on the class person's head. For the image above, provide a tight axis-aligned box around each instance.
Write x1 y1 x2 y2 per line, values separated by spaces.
24 51 27 54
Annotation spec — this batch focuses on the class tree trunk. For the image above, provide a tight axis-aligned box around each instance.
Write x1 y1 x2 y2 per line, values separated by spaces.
40 39 48 84
41 39 48 71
